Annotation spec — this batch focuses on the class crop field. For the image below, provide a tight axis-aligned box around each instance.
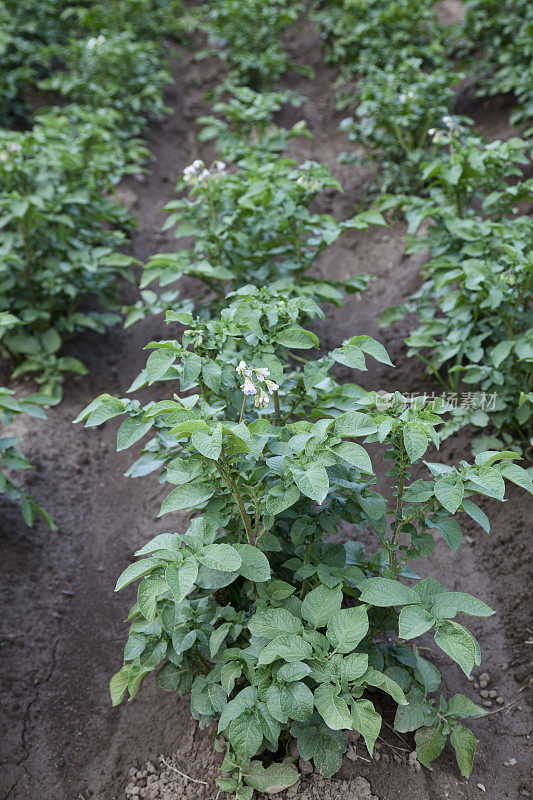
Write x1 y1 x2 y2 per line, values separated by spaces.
0 2 532 800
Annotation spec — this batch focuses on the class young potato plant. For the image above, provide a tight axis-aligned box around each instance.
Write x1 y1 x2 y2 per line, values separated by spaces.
197 87 311 164
0 118 136 396
126 152 384 326
338 60 463 194
459 0 533 130
0 387 56 529
199 0 306 91
0 0 69 125
66 0 185 41
312 0 447 86
41 32 172 139
380 128 533 453
76 289 533 797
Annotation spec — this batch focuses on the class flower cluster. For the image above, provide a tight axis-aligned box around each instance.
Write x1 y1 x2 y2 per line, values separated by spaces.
428 115 464 143
0 141 22 161
236 361 279 408
398 90 415 103
86 35 106 50
182 159 227 185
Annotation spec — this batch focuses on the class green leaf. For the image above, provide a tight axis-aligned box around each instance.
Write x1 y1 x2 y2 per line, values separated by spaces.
351 698 381 755
146 348 176 384
228 713 263 761
359 578 419 607
249 608 302 638
432 515 463 551
198 543 242 572
156 662 182 691
293 463 329 504
461 499 490 533
233 543 271 582
431 592 494 618
243 762 299 793
291 721 347 778
115 558 160 592
110 665 131 706
159 481 215 515
434 621 477 676
415 723 446 768
434 478 464 514
447 694 488 719
394 696 435 733
398 605 434 639
403 423 429 462
137 574 167 621
301 584 343 628
257 635 313 665
275 326 319 349
165 560 198 603
326 606 369 653
191 425 222 460
339 653 369 682
450 724 477 777
280 682 314 722
362 668 407 705
332 441 373 473
334 410 378 437
499 462 533 494
117 416 153 451
218 687 256 732
314 684 353 730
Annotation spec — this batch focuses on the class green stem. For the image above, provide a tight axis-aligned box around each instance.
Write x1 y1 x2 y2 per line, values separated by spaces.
216 459 254 545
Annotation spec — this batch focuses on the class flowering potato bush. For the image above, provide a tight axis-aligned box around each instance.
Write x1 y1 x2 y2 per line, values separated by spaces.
338 60 463 194
41 33 172 139
0 386 56 528
380 128 533 452
126 154 383 326
76 290 533 797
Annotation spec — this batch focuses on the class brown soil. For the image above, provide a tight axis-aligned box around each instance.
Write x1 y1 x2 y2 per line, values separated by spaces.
1 17 532 800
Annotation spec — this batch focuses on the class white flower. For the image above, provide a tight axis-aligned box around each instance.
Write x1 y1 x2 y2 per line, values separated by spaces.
264 379 279 395
192 159 204 170
0 151 8 161
198 168 211 183
399 93 407 103
428 128 436 136
254 389 270 408
86 35 105 49
254 367 270 380
7 142 21 152
442 115 453 129
241 376 257 396
214 160 226 173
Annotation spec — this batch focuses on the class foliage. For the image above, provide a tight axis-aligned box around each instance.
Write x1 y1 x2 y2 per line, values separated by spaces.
197 87 311 164
0 115 137 396
41 32 172 138
312 0 447 78
0 386 56 528
338 60 463 194
199 0 305 91
459 0 533 129
76 290 533 795
380 128 533 452
126 151 384 326
0 0 70 125
66 0 185 40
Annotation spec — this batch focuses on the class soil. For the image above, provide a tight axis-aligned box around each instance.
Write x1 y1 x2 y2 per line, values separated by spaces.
1 13 532 800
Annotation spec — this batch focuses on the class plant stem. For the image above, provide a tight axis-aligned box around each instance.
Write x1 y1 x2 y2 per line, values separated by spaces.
216 459 254 545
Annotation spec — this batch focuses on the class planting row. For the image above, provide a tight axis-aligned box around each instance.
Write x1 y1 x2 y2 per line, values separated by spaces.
0 0 185 526
75 2 532 797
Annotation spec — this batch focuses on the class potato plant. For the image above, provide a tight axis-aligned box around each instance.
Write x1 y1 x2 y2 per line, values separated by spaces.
459 0 533 129
0 385 56 528
76 290 533 797
41 32 172 139
312 0 447 81
0 120 137 396
380 128 533 452
199 0 305 91
126 148 384 326
338 59 463 194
